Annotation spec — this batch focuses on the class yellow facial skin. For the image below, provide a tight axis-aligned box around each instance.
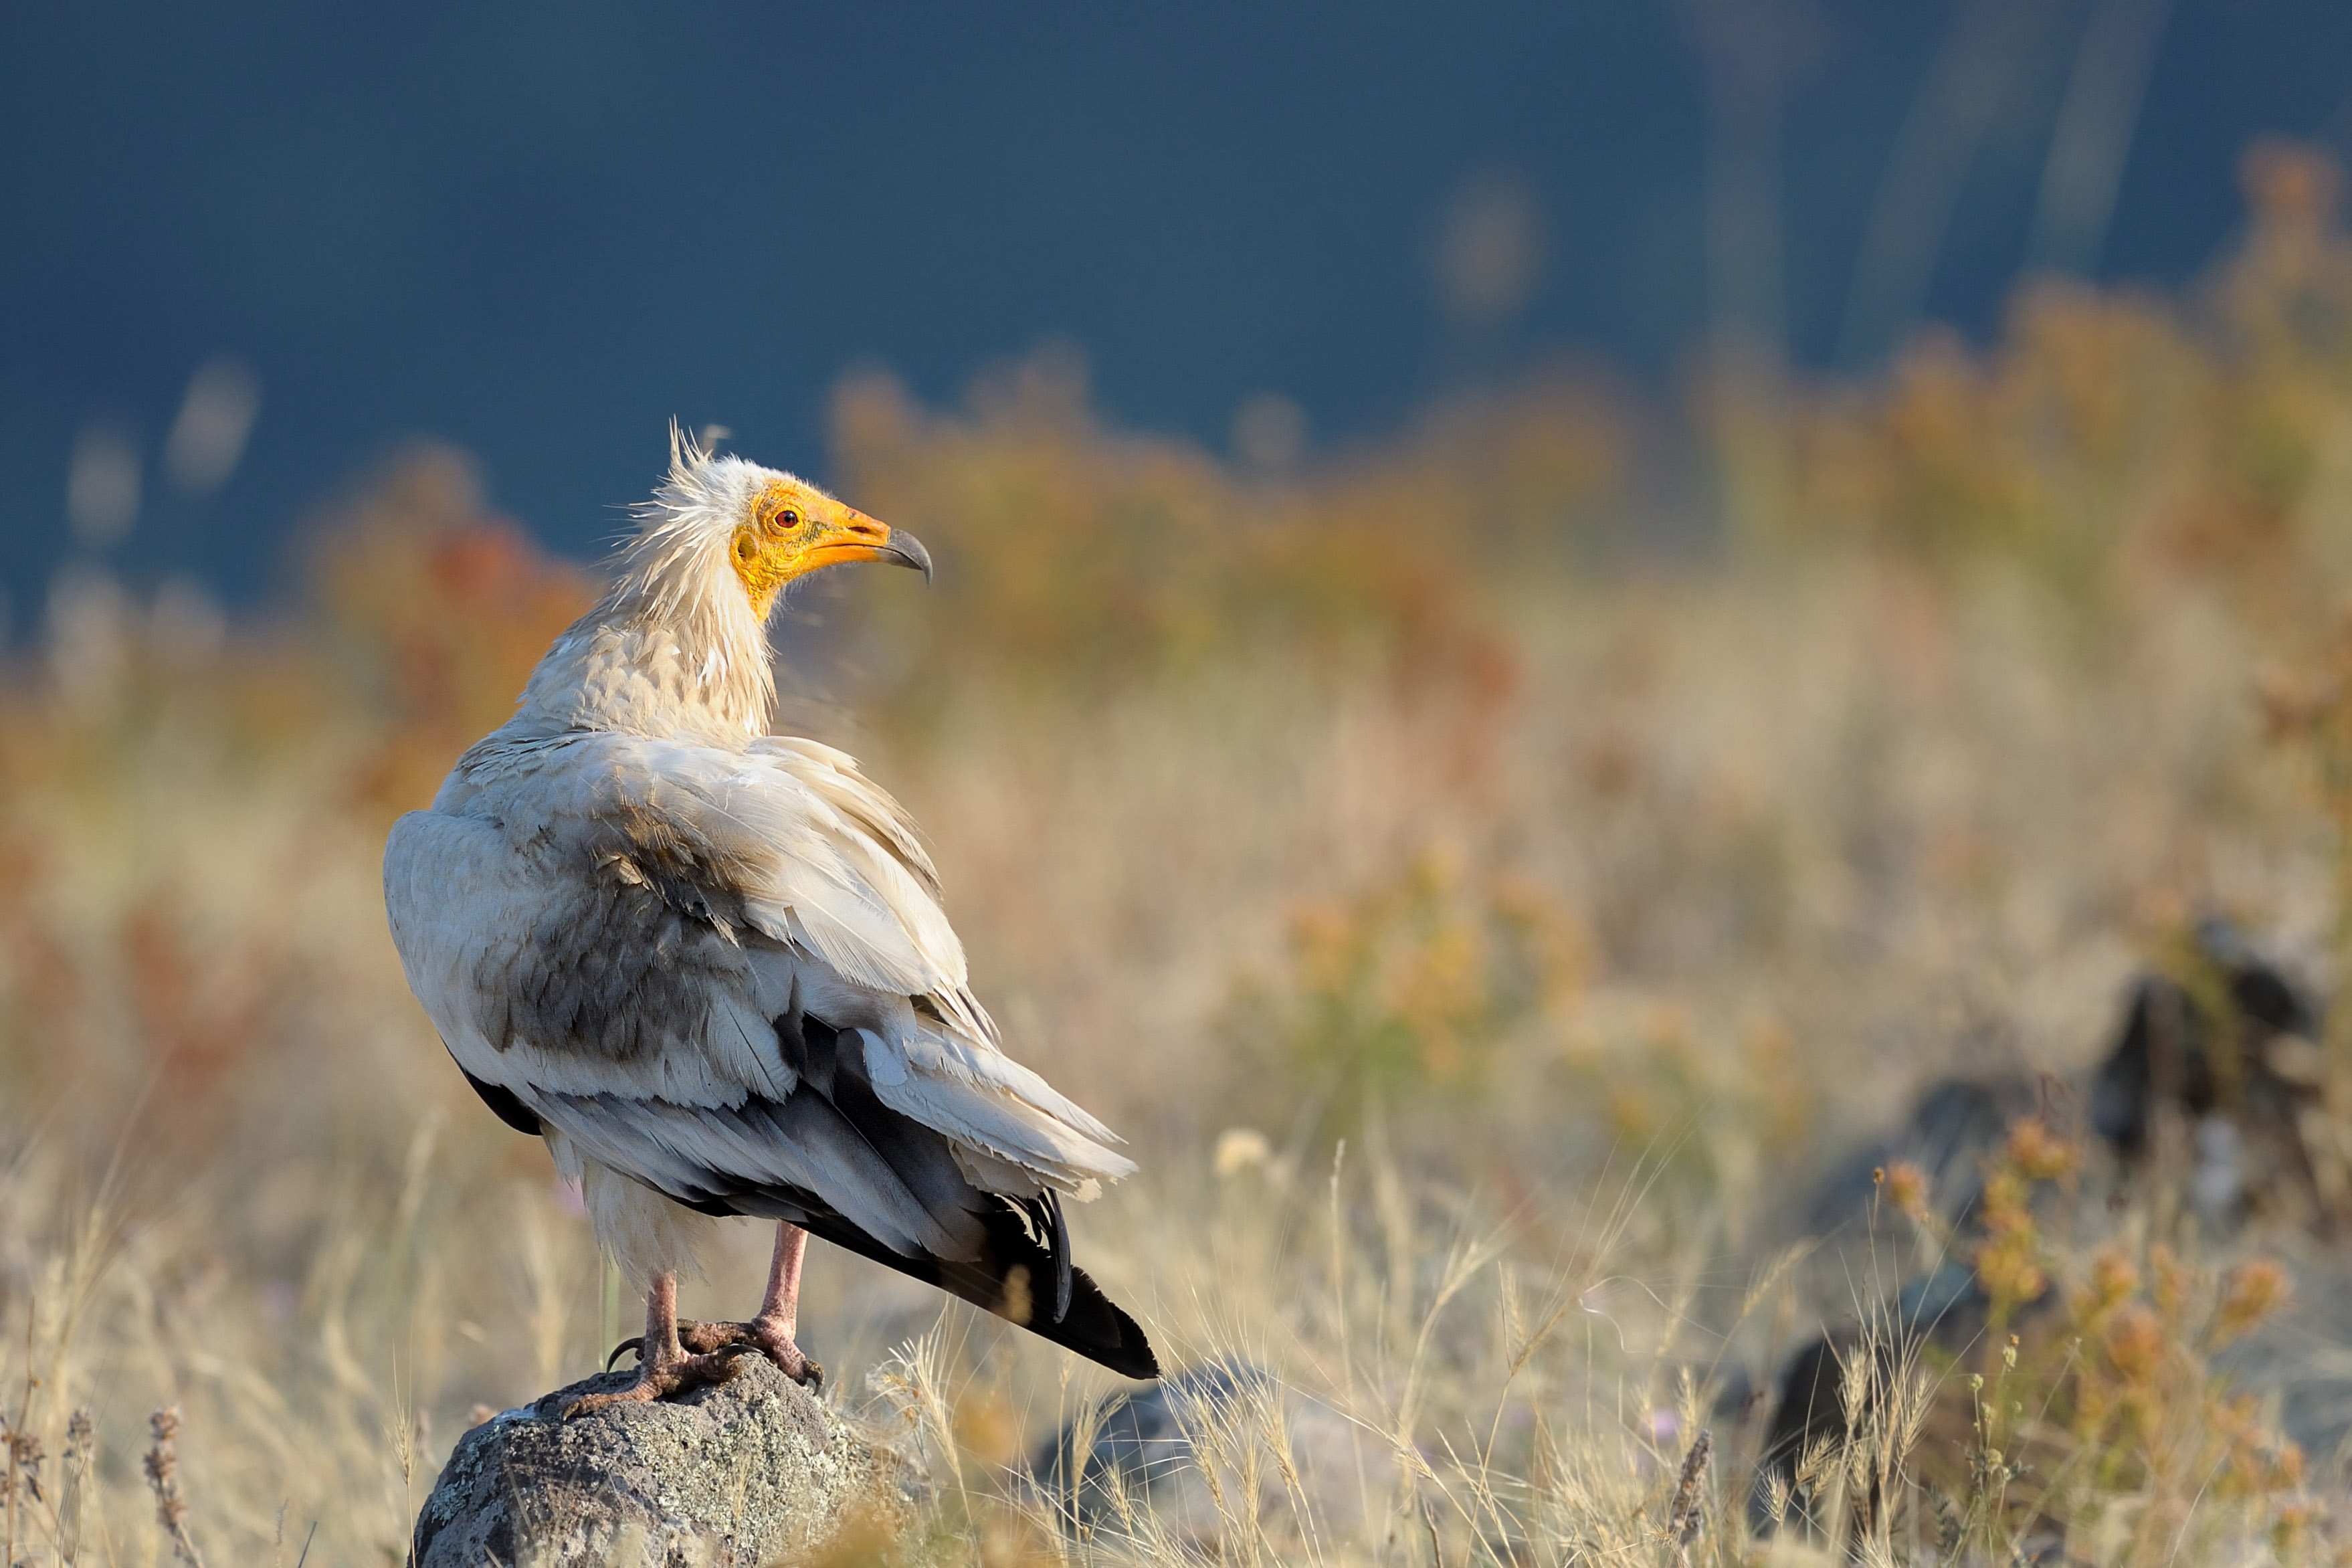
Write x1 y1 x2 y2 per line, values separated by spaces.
728 479 931 618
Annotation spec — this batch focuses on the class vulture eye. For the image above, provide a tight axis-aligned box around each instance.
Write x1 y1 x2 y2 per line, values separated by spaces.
778 508 801 530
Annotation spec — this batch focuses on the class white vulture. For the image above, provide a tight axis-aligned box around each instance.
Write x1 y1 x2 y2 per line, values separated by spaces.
384 431 1157 1414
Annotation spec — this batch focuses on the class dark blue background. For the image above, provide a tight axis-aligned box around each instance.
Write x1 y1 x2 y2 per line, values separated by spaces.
4 1 2349 616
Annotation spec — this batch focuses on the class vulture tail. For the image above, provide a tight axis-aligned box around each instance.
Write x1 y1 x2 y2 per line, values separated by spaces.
522 1009 1161 1381
797 1201 1159 1380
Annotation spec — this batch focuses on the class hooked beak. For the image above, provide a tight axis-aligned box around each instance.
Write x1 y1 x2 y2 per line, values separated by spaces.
808 506 933 583
880 528 934 583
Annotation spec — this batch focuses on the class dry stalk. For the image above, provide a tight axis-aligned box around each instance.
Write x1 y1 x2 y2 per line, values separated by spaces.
1666 1427 1712 1567
60 1406 93 1566
142 1405 207 1568
3 1412 43 1568
1 1419 17 1568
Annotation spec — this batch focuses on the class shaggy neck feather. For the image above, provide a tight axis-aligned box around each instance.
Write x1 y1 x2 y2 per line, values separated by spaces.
508 450 780 744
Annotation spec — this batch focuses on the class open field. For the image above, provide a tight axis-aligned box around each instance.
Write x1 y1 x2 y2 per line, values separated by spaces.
10 147 2352 1564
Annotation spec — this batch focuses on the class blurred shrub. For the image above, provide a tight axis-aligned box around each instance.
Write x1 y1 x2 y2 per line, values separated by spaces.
2056 1244 2302 1513
1800 1120 2306 1557
2264 602 2352 890
827 350 1622 723
1219 845 1589 1136
1787 140 2352 627
1552 1008 1818 1209
0 446 593 1133
309 446 596 815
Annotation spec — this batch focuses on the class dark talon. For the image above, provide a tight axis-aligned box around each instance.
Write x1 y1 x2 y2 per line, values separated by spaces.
605 1336 646 1371
696 1342 761 1385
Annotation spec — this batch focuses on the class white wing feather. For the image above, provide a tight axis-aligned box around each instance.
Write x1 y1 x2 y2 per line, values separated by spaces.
385 731 1133 1230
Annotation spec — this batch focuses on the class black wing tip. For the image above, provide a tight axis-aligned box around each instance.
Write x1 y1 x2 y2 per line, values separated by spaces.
458 1063 544 1137
1052 1264 1160 1379
1098 1329 1162 1381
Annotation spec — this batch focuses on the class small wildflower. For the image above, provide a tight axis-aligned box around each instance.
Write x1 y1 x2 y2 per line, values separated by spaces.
1883 1159 1931 1222
2089 1247 2139 1312
2210 1258 2291 1349
2104 1303 2165 1384
1212 1126 1274 1178
2272 1501 2315 1557
2004 1116 2081 1181
1973 1219 2048 1314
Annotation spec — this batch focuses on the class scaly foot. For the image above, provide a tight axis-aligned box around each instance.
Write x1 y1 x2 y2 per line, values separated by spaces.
565 1342 761 1418
604 1318 823 1390
678 1316 822 1388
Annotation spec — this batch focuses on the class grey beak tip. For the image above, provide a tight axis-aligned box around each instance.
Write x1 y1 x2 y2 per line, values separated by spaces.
891 530 935 584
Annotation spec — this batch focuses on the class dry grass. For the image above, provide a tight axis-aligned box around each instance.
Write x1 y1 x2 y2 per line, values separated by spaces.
9 142 2352 1564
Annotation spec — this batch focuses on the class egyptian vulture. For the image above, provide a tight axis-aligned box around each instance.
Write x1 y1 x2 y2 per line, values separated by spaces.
384 433 1157 1413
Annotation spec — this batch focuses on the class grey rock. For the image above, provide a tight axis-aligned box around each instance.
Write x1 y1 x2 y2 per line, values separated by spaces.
411 1361 909 1567
1029 1361 1397 1549
1032 1361 1279 1535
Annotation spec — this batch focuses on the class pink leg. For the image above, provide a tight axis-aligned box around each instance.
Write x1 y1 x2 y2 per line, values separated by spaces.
677 1223 822 1387
762 1221 807 1336
566 1272 758 1417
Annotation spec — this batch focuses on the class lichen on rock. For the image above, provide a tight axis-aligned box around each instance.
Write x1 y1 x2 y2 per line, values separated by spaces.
411 1360 910 1567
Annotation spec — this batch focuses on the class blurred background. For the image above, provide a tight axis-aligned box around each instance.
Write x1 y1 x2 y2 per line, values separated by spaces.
6 0 2352 609
11 3 2352 1562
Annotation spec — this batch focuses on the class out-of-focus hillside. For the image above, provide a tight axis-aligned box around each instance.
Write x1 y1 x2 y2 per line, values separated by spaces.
8 143 2352 1563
